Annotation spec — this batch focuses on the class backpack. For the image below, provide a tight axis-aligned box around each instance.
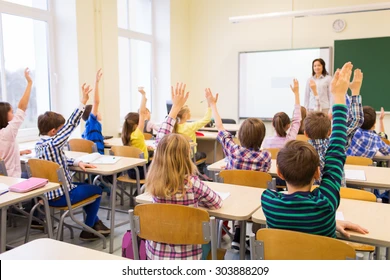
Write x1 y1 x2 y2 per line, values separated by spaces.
122 230 147 260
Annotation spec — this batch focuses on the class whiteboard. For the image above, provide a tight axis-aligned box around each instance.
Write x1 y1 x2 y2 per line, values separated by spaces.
239 47 332 119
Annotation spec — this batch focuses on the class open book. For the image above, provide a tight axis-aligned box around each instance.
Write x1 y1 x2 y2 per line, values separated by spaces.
0 183 9 195
77 153 121 165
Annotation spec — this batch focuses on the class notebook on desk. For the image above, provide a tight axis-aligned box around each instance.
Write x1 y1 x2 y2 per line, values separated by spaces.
77 153 121 164
0 183 9 195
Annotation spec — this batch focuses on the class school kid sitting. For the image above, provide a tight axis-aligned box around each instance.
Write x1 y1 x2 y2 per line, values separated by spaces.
35 83 110 241
262 79 302 149
0 68 32 177
122 87 151 179
144 83 222 260
261 62 352 237
305 68 364 186
82 69 104 154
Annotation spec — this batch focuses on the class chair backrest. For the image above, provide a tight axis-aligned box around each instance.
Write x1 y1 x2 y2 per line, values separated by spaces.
143 133 153 140
265 148 280 160
346 156 373 166
0 159 8 176
111 145 144 159
381 138 390 145
340 187 377 202
221 119 236 124
219 170 272 189
296 134 309 142
129 204 217 259
27 159 61 184
251 228 356 260
68 139 97 153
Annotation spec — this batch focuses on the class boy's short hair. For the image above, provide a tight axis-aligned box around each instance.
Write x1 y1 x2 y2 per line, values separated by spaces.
361 106 376 130
38 111 66 136
277 140 319 187
82 105 93 121
238 118 266 150
304 112 331 139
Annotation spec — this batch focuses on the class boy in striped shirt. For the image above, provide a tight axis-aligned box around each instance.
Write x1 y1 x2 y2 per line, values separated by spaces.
261 62 352 238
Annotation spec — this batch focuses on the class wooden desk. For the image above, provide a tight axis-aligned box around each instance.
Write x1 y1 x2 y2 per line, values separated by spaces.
208 159 390 190
251 199 390 248
0 177 60 253
104 137 197 150
136 181 264 260
0 238 126 260
199 124 240 133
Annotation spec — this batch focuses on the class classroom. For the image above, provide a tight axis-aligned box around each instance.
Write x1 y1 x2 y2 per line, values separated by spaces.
0 0 390 268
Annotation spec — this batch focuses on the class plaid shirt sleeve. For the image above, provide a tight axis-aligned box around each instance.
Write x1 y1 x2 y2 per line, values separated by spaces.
286 104 302 140
155 116 176 145
192 177 223 210
377 137 390 155
346 95 363 148
52 104 85 148
217 130 238 157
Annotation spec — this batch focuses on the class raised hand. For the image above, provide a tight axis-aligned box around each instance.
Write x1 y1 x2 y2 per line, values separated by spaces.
81 83 93 105
380 107 385 121
309 79 317 96
349 68 363 96
205 88 219 106
171 82 189 108
138 87 146 95
290 79 299 95
24 68 32 84
331 62 353 98
95 68 103 84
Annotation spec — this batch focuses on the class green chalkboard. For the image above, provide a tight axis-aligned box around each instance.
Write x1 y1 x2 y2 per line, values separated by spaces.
334 37 390 111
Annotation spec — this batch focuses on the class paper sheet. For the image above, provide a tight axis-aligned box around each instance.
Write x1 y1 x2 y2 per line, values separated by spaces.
0 183 9 195
344 170 366 181
216 191 230 200
336 211 344 221
77 153 121 164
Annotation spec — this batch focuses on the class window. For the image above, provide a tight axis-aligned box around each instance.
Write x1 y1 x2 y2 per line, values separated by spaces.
0 0 53 139
117 0 153 122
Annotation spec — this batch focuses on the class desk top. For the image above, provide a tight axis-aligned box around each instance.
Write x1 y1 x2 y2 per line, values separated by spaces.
136 181 264 220
0 238 126 260
199 124 240 132
208 159 390 190
0 177 59 208
251 199 390 247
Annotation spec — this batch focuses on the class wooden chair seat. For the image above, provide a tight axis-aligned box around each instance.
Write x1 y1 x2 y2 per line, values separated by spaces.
346 156 373 166
196 158 207 165
265 148 280 160
219 170 272 189
143 133 153 140
206 248 226 260
118 175 146 184
296 134 309 142
341 240 375 252
50 194 101 211
68 139 97 153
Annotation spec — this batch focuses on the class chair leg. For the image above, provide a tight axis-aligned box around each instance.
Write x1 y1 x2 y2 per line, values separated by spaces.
25 202 41 243
56 210 69 241
217 219 223 248
120 182 124 206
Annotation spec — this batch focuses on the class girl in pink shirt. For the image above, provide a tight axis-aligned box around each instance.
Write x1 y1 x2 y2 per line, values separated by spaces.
263 79 302 149
0 68 33 177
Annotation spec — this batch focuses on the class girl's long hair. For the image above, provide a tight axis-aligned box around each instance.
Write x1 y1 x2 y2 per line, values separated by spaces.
122 112 139 145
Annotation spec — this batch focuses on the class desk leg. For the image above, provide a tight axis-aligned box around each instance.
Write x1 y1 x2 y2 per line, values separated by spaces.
239 220 246 260
213 140 217 163
0 206 8 253
40 196 53 239
109 173 117 254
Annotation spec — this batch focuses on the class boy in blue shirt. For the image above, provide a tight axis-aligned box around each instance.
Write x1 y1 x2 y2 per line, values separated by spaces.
82 69 104 154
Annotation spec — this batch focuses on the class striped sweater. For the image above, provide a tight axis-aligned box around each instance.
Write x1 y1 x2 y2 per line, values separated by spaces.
261 104 347 238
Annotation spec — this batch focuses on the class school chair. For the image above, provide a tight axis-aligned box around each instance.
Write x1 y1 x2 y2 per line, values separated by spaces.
219 170 272 189
143 133 153 140
249 228 356 260
296 134 309 142
0 159 7 176
26 159 106 249
128 204 218 260
381 138 390 145
110 146 147 207
68 139 97 153
310 186 376 202
346 156 373 166
265 148 280 160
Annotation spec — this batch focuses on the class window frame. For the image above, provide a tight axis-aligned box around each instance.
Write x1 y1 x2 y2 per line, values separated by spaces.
117 0 155 122
0 0 56 142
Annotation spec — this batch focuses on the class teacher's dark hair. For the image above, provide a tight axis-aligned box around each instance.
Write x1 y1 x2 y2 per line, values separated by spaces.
312 58 328 76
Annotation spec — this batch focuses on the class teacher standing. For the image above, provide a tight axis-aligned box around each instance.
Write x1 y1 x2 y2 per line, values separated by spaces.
304 58 332 113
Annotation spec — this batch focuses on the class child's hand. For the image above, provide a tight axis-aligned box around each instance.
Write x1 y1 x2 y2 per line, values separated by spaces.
138 87 146 95
290 79 299 95
78 162 97 172
171 82 189 108
336 220 369 238
331 62 353 101
147 146 154 151
349 68 363 96
20 149 32 156
81 83 93 105
95 68 103 84
309 80 317 96
205 88 219 106
380 107 385 120
24 68 32 84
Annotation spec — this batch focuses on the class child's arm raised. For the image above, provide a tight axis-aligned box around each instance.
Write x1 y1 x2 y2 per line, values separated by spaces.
205 88 223 131
379 107 386 135
318 62 352 211
286 79 302 140
18 68 33 112
156 83 189 144
137 87 148 133
91 69 103 117
51 84 92 147
310 80 321 111
346 69 364 147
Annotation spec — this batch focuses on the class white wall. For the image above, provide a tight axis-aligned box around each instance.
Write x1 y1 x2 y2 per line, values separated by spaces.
170 0 390 134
